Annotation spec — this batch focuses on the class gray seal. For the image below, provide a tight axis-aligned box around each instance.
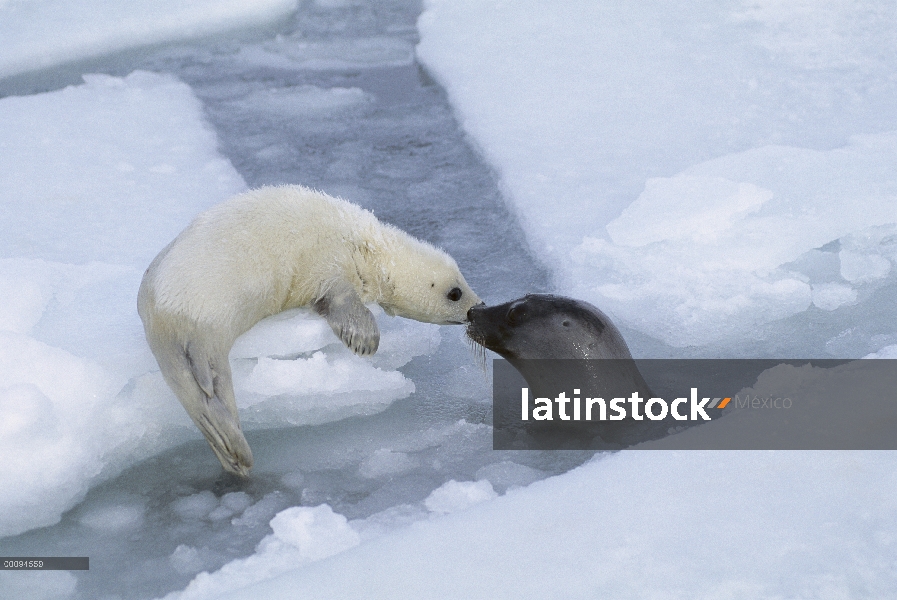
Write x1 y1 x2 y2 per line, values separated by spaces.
467 294 670 447
466 294 635 361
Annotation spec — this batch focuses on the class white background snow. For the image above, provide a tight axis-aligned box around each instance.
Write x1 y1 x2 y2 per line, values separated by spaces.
1 0 896 598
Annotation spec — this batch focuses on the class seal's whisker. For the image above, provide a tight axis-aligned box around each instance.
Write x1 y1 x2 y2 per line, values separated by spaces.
465 333 489 374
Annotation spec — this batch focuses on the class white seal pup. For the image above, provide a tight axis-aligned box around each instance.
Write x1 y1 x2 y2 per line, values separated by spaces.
138 185 482 476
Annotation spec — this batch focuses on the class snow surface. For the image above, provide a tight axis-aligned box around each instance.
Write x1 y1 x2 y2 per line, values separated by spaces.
0 70 245 538
423 478 496 514
202 450 897 599
418 0 897 353
0 0 298 80
1 0 896 598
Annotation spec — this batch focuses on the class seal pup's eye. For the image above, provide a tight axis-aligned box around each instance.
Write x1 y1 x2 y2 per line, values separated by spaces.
507 302 526 324
447 287 462 302
562 320 570 327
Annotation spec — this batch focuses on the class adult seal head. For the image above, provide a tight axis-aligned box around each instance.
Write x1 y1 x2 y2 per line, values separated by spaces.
466 294 635 361
467 294 669 448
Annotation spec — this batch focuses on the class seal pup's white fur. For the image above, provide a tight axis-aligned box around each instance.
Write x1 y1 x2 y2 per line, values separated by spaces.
138 185 481 476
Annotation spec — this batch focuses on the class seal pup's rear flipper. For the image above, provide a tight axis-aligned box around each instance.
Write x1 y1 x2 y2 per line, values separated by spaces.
176 342 254 476
193 395 254 478
314 280 380 356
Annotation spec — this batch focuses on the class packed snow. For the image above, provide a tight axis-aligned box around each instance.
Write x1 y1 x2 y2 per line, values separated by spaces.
0 70 241 537
203 451 897 600
577 136 897 346
0 0 298 80
418 0 897 354
1 0 896 598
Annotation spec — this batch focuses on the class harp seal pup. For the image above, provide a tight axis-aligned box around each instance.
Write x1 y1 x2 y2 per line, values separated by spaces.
138 185 482 476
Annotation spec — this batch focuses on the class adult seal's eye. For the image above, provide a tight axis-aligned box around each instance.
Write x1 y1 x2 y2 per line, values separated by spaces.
447 287 462 302
507 302 526 324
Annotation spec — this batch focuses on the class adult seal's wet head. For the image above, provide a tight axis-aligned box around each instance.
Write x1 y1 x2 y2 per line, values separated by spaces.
466 294 634 361
467 294 669 448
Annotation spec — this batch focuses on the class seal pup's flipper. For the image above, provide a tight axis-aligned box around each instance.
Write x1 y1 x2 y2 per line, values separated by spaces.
178 343 254 477
314 280 380 356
